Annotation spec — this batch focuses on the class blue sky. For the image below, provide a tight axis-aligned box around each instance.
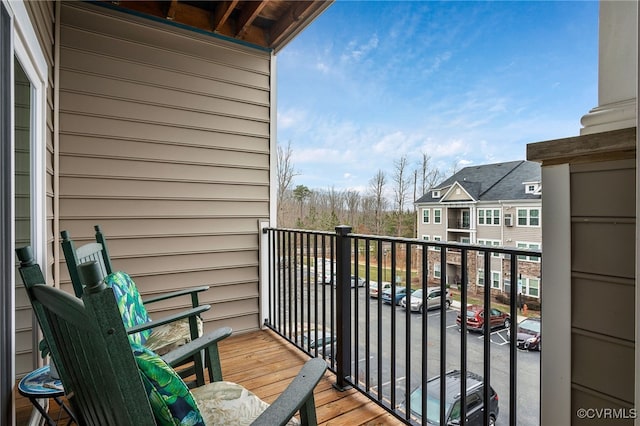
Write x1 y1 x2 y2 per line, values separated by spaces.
276 0 599 194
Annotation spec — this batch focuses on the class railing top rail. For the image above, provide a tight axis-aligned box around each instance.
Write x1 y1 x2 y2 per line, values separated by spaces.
265 226 541 259
262 227 336 237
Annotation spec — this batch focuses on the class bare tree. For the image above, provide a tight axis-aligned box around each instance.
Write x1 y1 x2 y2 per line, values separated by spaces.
413 169 418 237
277 141 298 225
392 156 410 236
293 185 311 226
420 151 444 196
345 190 360 229
368 170 387 235
448 159 463 177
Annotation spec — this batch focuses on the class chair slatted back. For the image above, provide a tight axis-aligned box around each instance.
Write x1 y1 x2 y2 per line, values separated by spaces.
61 225 113 297
17 247 155 426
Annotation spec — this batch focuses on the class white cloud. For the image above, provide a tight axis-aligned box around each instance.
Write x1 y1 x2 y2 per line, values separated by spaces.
277 108 308 130
341 35 379 63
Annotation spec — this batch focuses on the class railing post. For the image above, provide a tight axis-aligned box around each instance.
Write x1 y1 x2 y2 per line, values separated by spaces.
334 225 352 391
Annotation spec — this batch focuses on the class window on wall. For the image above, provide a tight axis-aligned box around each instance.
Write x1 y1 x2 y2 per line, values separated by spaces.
504 279 511 294
432 235 442 252
517 242 541 262
14 59 31 251
478 208 500 225
434 263 441 278
422 208 430 224
517 208 540 226
477 269 484 286
433 209 442 224
523 278 540 298
478 239 501 257
491 272 501 289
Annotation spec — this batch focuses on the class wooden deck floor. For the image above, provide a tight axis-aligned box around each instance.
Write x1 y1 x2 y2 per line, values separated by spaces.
15 329 400 425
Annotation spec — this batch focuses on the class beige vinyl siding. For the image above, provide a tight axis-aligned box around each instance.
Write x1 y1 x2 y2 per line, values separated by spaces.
570 158 635 421
58 2 271 333
16 0 55 378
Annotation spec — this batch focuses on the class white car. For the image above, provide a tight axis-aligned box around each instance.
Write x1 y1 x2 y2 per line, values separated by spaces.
369 281 392 298
400 287 452 312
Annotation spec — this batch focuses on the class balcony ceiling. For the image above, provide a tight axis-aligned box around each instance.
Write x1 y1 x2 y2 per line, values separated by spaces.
105 0 332 51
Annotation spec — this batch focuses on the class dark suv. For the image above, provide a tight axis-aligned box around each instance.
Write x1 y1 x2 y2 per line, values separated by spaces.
402 370 499 425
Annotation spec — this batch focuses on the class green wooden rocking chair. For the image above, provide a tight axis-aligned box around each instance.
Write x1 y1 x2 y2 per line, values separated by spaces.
17 247 327 426
61 226 210 385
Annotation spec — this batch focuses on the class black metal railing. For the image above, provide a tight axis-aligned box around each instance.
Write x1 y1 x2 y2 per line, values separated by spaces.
262 226 541 426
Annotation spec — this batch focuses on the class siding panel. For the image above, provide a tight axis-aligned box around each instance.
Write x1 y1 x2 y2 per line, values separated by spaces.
59 2 271 333
569 158 636 415
572 332 634 404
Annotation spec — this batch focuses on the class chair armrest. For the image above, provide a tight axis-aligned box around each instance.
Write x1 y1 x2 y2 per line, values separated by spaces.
125 305 210 335
161 326 232 366
252 358 327 426
142 285 210 304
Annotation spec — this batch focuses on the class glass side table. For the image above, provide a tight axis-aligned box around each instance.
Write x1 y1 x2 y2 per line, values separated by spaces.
18 365 77 425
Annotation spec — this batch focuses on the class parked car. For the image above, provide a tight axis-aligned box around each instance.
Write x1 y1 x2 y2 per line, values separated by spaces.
297 330 336 358
507 317 541 351
315 261 335 284
329 275 365 288
456 305 511 333
369 281 392 298
400 287 452 313
381 286 411 305
400 369 499 425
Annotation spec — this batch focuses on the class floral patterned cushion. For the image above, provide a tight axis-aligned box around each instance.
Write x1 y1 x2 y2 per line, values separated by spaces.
144 316 204 355
191 381 300 426
104 271 152 346
133 344 205 426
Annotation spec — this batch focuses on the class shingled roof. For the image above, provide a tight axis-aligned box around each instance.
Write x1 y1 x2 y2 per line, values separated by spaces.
415 160 541 204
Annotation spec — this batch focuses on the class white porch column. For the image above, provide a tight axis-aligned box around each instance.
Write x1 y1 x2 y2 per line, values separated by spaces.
580 0 638 134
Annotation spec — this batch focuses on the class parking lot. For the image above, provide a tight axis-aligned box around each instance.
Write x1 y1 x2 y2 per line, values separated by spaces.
276 272 540 425
350 290 540 426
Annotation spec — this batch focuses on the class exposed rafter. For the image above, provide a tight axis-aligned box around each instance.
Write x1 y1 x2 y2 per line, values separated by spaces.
103 0 333 51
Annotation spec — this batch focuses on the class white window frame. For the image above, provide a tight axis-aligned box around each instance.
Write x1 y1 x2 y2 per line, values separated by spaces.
478 238 501 257
478 208 501 226
432 190 440 198
422 208 430 224
8 1 46 261
2 0 48 406
522 277 540 298
433 208 442 224
524 181 541 194
422 235 430 241
517 208 540 227
491 271 501 289
477 268 484 287
431 235 442 252
434 263 441 278
517 241 541 262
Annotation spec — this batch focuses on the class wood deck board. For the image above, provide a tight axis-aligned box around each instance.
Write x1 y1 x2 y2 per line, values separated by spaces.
15 329 399 425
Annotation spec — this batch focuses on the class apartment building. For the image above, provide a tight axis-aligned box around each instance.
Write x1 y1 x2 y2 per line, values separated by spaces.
414 160 542 298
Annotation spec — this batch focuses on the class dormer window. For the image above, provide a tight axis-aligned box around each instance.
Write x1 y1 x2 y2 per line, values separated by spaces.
432 190 441 198
524 181 541 194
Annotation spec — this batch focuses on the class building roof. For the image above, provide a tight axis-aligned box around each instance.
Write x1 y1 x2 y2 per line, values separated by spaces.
415 160 541 204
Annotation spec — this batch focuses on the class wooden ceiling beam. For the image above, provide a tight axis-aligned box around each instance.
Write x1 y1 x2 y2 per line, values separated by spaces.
236 1 268 38
212 1 238 33
269 1 319 47
166 0 178 20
